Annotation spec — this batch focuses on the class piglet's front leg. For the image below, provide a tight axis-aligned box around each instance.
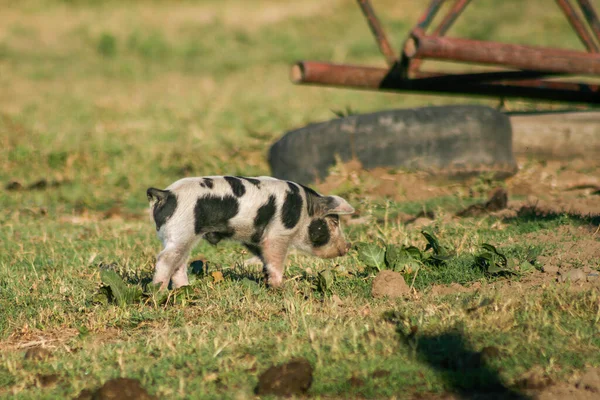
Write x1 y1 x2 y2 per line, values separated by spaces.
260 238 290 288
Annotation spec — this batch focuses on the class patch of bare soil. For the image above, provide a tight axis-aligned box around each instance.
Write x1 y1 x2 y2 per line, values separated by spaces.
523 225 600 287
316 159 453 202
408 367 600 400
532 367 600 400
430 282 473 297
317 155 600 223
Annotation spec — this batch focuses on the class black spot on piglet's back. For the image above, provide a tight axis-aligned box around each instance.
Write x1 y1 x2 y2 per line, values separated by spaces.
237 176 261 187
147 188 177 231
281 182 303 229
200 178 214 189
252 195 276 243
308 219 330 247
194 195 239 235
225 176 246 197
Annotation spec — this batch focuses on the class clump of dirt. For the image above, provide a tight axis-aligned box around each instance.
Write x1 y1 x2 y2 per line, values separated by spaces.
255 358 313 396
24 347 52 361
371 369 391 379
5 178 66 191
558 269 589 283
35 373 59 388
348 375 365 387
75 378 156 400
372 270 410 299
456 187 508 217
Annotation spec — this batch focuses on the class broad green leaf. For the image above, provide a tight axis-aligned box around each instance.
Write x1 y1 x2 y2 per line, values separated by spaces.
519 260 536 273
386 244 426 272
99 270 143 306
315 268 335 296
356 243 386 271
422 231 442 254
404 246 423 259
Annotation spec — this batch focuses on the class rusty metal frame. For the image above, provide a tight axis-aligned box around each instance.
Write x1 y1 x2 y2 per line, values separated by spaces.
292 0 600 105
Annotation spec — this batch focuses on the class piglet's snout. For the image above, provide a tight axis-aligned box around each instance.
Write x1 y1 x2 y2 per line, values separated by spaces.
338 241 351 257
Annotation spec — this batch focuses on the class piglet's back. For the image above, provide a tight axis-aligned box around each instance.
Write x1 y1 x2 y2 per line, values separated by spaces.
166 176 290 198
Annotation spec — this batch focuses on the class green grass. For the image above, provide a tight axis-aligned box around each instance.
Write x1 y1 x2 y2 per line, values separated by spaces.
1 0 600 398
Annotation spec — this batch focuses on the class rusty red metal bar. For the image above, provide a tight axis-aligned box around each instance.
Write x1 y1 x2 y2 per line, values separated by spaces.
404 28 600 75
555 0 599 52
410 0 473 74
356 0 397 66
292 61 600 104
432 0 472 36
577 0 600 43
416 0 445 31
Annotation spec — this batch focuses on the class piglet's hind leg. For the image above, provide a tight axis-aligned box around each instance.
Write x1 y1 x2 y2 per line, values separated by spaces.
152 243 192 291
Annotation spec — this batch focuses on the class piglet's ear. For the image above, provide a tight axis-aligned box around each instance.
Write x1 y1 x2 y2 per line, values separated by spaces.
320 195 355 216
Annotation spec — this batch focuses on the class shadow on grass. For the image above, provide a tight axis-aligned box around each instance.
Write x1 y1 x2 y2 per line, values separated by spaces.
387 316 529 399
502 203 600 228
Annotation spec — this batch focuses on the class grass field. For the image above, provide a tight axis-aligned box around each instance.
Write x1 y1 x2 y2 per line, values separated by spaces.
1 1 600 399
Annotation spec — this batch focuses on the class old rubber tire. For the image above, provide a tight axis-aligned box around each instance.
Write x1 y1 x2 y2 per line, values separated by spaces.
268 105 517 185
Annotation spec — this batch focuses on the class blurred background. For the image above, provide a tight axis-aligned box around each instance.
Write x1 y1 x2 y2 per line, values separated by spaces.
1 0 598 214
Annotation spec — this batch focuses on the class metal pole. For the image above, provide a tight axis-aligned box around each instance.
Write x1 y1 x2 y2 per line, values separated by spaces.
410 0 473 74
404 29 600 75
555 0 599 52
432 0 472 36
577 0 600 44
416 0 445 31
291 61 600 104
356 0 397 66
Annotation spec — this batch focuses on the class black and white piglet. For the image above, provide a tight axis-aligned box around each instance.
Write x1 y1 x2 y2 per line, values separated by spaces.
147 176 355 290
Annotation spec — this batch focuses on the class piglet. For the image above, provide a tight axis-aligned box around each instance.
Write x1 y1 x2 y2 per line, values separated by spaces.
147 176 355 290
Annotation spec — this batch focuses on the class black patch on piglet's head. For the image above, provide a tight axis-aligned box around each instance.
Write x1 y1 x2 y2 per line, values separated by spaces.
308 218 331 247
225 176 246 197
147 188 177 231
281 182 303 229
